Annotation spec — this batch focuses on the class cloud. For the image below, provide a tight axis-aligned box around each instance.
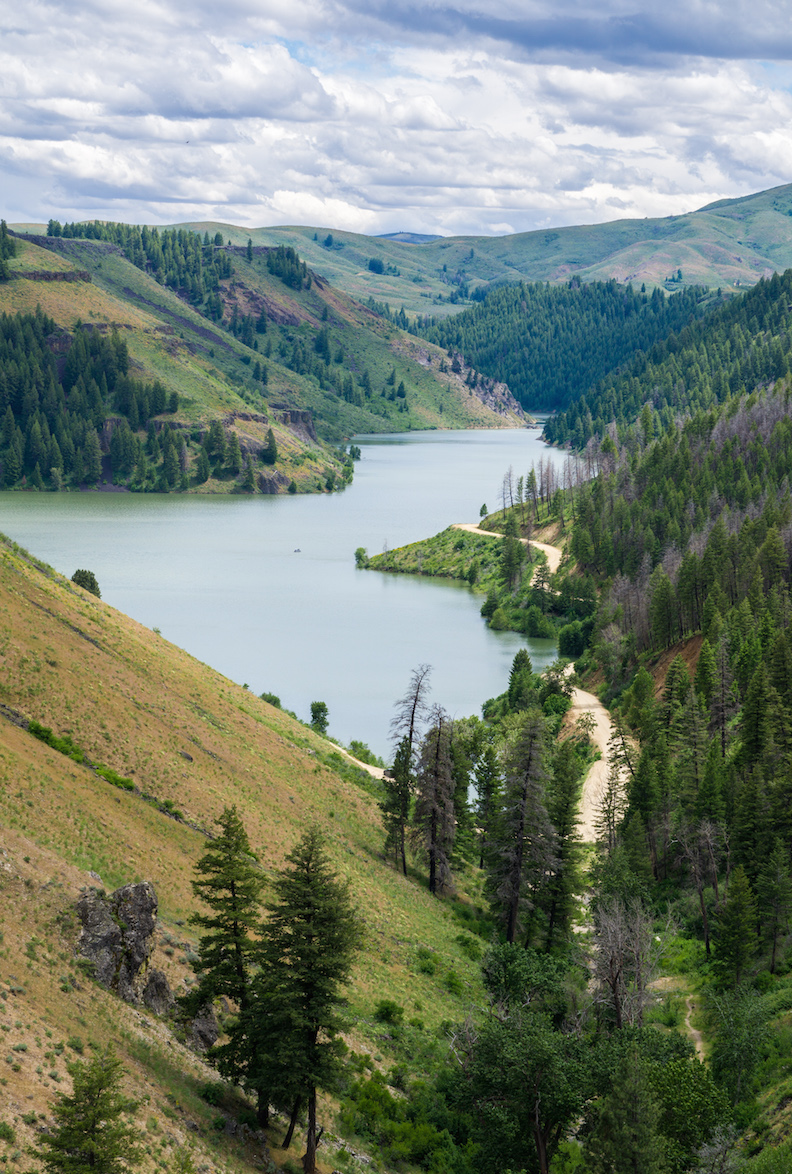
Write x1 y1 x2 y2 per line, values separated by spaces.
1 0 792 234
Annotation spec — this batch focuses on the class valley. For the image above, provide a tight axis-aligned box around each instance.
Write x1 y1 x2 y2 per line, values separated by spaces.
4 186 792 1174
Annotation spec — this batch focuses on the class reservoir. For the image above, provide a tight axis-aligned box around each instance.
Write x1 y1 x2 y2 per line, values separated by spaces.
0 428 567 760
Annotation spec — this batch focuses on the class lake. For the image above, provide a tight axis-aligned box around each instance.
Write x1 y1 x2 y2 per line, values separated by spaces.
0 428 567 760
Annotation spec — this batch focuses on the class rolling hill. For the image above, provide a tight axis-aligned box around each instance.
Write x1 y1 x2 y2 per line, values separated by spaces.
149 182 792 318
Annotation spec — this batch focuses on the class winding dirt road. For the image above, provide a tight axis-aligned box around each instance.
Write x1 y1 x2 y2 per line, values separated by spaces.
452 522 613 839
451 522 563 574
565 679 613 842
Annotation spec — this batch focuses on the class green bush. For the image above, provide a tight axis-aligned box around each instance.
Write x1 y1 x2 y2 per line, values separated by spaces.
443 970 463 996
416 947 436 976
0 1121 14 1143
374 999 404 1026
455 933 482 961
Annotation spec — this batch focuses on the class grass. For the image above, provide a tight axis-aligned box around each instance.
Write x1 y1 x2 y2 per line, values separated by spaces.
367 525 504 591
0 529 487 1173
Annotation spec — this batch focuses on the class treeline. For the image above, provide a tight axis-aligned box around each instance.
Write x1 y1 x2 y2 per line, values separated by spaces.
416 279 708 411
46 219 233 319
568 384 792 651
0 307 180 489
336 663 751 1174
0 219 16 281
546 269 792 447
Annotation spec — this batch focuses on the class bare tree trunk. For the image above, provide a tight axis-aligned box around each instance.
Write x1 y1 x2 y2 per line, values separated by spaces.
282 1096 301 1149
302 1087 317 1174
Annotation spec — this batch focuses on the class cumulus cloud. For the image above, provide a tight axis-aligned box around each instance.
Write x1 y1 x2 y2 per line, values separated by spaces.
1 0 791 233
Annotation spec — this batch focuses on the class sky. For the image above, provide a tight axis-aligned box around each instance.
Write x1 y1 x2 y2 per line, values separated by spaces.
2 0 792 237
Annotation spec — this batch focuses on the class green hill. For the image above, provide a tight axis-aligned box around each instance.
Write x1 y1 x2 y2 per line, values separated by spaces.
157 183 792 317
0 225 524 495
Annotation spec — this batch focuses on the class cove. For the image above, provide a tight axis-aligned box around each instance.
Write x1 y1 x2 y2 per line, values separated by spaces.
0 428 567 760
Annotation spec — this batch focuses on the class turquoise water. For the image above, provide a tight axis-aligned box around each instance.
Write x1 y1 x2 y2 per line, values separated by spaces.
0 428 566 759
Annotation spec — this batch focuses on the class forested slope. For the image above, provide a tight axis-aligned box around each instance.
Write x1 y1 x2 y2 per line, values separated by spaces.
0 221 522 493
545 269 792 447
417 280 711 411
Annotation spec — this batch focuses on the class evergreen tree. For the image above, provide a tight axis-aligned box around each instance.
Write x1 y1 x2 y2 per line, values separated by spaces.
474 742 502 869
185 806 263 1014
256 828 362 1173
584 1048 668 1174
542 737 584 949
412 707 456 895
30 1048 142 1174
227 430 243 475
757 838 792 974
261 428 278 466
713 865 758 988
487 709 554 944
380 736 412 876
381 664 432 875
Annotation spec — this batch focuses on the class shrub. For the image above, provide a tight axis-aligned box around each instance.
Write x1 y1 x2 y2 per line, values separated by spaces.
0 1121 14 1143
416 947 436 975
455 933 482 961
71 569 101 597
443 970 463 996
259 691 281 708
374 999 404 1026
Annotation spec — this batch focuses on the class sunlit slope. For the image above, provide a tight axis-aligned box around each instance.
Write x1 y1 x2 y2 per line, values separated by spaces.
3 232 524 440
0 530 484 1167
0 530 482 1003
171 183 792 315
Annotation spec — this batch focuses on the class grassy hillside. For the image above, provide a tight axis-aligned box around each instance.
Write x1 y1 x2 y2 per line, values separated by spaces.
0 532 487 1173
2 231 524 464
155 183 792 317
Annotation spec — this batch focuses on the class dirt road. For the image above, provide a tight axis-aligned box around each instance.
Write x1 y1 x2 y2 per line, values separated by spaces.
451 522 563 574
565 679 613 842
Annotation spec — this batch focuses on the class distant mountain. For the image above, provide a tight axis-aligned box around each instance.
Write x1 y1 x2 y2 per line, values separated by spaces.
172 183 792 319
376 232 443 244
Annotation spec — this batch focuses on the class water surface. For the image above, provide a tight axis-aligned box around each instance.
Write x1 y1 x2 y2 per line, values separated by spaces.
0 429 566 759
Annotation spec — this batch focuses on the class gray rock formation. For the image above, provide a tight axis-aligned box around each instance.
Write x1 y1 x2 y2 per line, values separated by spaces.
190 1003 220 1052
142 968 174 1015
75 881 159 1005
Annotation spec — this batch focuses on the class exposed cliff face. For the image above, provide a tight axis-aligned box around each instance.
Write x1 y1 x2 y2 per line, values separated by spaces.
75 881 160 1005
277 409 318 444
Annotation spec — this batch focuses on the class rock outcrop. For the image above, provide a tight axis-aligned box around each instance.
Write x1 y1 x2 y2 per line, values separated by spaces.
75 881 160 1005
190 1003 220 1051
142 968 174 1015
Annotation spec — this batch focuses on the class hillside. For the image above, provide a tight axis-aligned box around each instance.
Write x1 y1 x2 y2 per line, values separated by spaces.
418 280 717 412
0 226 524 495
545 267 792 447
0 532 487 1173
154 182 792 317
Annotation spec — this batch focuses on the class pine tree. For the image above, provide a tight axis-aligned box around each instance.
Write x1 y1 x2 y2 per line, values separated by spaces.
542 738 583 949
185 805 263 1014
261 428 278 466
256 828 362 1173
381 664 432 875
584 1048 668 1174
30 1048 143 1174
713 865 758 988
412 707 456 895
474 742 502 869
487 709 554 944
757 838 792 974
